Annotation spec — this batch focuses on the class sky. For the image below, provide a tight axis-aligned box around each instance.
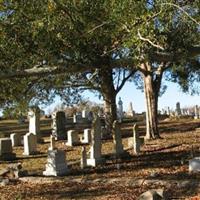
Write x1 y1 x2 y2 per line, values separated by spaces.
44 80 200 114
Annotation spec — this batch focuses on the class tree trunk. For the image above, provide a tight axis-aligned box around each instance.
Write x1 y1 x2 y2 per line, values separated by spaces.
100 69 117 134
140 62 163 139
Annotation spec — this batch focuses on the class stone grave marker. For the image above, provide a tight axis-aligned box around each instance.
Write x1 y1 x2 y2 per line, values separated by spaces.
117 97 123 122
175 102 182 116
127 102 135 117
49 135 56 151
128 124 144 154
0 138 16 160
51 111 66 140
81 129 91 144
23 133 37 155
28 106 42 143
87 115 103 167
112 120 124 156
43 149 69 176
66 130 79 146
82 110 88 118
80 146 87 169
194 105 199 119
10 133 22 147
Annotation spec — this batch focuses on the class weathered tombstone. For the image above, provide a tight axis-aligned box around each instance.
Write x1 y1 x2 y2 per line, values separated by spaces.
73 114 78 123
87 111 94 122
66 130 79 146
117 97 123 122
82 110 88 118
49 135 56 151
87 115 103 167
112 120 124 156
194 105 199 119
23 133 37 155
51 111 66 140
175 102 182 116
128 124 144 154
43 149 69 176
189 157 200 172
80 146 87 169
0 138 16 160
167 107 171 116
81 129 91 144
133 124 140 154
10 133 22 147
28 106 41 142
127 102 135 117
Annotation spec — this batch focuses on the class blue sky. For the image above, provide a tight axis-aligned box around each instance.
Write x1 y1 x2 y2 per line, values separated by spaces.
44 81 200 114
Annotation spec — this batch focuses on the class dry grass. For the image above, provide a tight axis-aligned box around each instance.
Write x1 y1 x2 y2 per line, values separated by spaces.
0 118 200 199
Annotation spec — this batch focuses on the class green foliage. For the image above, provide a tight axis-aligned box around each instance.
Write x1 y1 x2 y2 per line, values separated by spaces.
0 0 199 110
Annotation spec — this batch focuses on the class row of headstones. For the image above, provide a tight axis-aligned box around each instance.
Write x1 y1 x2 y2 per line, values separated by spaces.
51 111 95 140
161 103 200 119
43 116 104 176
28 107 94 143
0 116 143 177
43 117 144 176
0 132 38 161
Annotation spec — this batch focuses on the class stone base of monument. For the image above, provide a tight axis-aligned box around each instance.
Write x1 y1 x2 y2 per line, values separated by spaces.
0 153 16 161
189 157 200 172
43 149 69 176
86 157 105 167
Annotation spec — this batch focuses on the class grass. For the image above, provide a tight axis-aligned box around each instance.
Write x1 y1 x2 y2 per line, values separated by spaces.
0 118 200 199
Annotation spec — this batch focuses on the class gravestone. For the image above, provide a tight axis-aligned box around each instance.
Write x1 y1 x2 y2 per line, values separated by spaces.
81 129 91 144
194 105 199 119
117 97 123 122
87 115 103 167
28 106 42 142
51 111 66 140
49 135 56 151
66 130 79 146
167 107 171 116
127 102 135 117
10 133 22 147
0 138 16 160
128 124 144 154
80 146 87 169
23 133 37 155
112 120 124 156
87 111 94 122
43 149 69 176
73 114 78 123
82 110 88 118
175 102 182 116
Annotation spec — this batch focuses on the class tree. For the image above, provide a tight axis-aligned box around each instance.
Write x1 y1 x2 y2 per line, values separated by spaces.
124 0 200 139
0 0 138 130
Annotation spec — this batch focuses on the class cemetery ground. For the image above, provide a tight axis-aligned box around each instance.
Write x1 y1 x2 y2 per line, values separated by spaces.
0 118 200 199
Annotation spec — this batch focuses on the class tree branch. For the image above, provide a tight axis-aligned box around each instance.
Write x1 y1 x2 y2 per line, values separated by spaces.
116 70 136 93
160 2 200 26
138 30 165 50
